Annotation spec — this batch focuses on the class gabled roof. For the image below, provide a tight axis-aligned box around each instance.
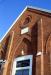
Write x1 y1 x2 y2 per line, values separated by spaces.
0 6 51 42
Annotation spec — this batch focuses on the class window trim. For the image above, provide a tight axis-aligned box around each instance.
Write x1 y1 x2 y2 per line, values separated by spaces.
12 55 33 75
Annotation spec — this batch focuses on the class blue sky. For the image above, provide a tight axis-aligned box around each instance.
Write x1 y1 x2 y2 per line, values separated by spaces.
0 0 51 41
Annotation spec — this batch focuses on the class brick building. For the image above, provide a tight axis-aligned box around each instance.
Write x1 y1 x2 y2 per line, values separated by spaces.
0 6 51 75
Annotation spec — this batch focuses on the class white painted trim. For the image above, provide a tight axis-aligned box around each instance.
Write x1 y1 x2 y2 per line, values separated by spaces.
0 60 6 63
14 55 33 61
0 5 51 42
0 60 3 62
21 27 29 34
27 5 51 13
37 52 42 56
16 67 30 70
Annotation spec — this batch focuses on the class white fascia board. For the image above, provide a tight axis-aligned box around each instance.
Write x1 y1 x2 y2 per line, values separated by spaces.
27 5 51 13
0 6 28 43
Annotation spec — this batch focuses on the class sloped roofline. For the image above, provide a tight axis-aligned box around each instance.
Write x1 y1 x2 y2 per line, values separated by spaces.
0 5 51 42
0 6 27 43
28 6 51 13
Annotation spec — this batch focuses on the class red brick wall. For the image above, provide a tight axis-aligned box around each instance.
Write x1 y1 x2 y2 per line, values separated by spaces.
1 8 51 75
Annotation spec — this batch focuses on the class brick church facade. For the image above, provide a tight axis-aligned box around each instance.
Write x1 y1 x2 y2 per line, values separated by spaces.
0 6 51 75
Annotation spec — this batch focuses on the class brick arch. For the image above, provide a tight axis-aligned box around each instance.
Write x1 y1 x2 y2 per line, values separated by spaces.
16 38 32 57
23 34 31 42
45 34 51 75
46 33 51 54
7 36 31 75
13 36 31 58
9 35 32 75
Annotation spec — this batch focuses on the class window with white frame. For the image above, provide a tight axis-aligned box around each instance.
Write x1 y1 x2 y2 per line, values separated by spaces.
12 55 33 75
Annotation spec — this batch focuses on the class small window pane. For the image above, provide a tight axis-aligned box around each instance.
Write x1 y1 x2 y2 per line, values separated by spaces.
16 59 30 67
15 69 29 75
